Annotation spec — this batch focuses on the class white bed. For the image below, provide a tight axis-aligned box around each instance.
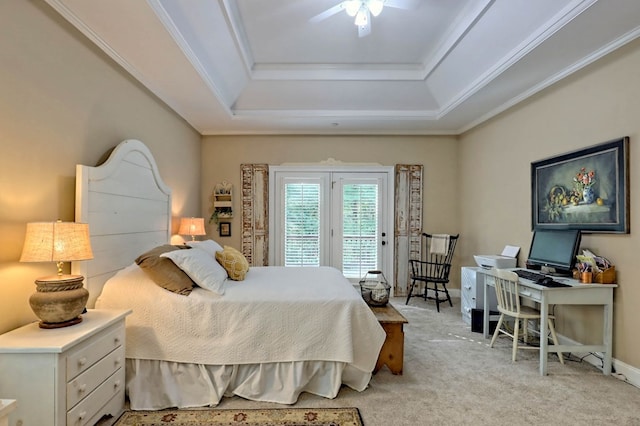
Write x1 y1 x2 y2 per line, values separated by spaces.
74 139 386 410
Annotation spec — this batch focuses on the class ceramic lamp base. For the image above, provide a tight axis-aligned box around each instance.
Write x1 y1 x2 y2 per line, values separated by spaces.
30 274 89 329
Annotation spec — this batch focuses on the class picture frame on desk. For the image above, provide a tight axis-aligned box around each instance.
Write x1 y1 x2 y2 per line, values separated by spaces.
531 137 629 233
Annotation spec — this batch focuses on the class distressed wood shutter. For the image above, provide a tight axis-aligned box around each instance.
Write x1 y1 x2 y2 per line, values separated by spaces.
241 164 269 266
394 165 423 296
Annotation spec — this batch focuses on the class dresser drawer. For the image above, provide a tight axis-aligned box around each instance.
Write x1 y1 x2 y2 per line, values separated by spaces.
66 325 125 381
67 345 125 409
67 367 125 426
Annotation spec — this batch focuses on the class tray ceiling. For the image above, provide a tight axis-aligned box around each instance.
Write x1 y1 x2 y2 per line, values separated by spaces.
45 0 640 135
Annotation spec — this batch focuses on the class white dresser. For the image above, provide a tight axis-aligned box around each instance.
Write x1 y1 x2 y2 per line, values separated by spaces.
461 267 498 325
0 309 131 426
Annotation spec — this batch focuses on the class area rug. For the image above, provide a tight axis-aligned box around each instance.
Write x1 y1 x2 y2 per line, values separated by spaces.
114 407 364 426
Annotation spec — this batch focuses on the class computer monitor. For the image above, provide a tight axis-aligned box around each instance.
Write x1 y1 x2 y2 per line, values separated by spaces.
526 229 581 276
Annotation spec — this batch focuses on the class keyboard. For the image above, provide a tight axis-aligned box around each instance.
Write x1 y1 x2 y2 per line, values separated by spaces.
513 269 571 288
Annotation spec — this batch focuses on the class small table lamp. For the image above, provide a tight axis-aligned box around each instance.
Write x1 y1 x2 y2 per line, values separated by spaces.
178 217 206 241
20 221 93 328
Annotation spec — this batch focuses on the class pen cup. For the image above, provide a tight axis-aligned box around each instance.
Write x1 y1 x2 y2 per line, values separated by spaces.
581 272 593 283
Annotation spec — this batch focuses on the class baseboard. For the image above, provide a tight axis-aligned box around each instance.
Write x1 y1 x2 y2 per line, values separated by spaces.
558 334 640 389
612 358 640 388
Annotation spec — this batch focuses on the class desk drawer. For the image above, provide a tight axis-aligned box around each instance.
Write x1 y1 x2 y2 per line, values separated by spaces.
519 287 542 302
66 325 124 381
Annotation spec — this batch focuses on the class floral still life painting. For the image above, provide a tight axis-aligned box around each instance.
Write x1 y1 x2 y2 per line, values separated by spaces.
531 137 629 233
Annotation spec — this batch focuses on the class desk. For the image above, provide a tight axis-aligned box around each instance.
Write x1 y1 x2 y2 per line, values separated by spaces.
479 269 616 376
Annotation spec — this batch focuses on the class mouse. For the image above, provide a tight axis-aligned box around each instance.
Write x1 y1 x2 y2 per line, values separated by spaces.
537 277 554 285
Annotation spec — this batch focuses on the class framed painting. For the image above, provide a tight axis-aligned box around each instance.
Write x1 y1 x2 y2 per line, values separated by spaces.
219 221 231 237
531 137 629 233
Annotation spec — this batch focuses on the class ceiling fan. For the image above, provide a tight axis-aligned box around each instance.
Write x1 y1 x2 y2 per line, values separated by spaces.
310 0 417 37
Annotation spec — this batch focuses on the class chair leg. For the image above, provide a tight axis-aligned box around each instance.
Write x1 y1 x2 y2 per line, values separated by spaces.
406 279 417 305
433 285 441 312
490 314 505 347
442 284 453 307
547 318 565 365
512 318 520 362
522 318 529 344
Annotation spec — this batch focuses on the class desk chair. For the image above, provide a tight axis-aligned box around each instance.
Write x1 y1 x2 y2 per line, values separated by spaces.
488 268 564 364
407 233 458 312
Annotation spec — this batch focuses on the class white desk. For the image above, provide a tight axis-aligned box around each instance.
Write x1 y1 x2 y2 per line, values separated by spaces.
479 269 616 376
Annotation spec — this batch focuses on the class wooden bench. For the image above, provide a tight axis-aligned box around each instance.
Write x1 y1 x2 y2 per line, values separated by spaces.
370 303 408 375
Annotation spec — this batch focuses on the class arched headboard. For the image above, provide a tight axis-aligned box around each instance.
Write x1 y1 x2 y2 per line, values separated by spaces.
73 139 172 307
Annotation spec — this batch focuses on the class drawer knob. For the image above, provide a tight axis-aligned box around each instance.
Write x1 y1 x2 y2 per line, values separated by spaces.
78 411 86 420
114 380 122 390
78 384 87 394
114 337 121 345
464 285 472 290
115 357 122 367
78 357 87 367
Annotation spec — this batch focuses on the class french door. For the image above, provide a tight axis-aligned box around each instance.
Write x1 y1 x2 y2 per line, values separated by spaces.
269 166 394 285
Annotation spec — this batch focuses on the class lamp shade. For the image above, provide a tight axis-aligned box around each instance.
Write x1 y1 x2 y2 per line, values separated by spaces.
178 217 206 237
20 221 93 263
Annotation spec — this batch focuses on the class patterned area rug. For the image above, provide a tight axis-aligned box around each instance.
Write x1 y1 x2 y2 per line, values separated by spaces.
114 407 364 426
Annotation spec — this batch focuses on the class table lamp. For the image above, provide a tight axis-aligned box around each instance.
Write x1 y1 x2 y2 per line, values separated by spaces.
178 217 206 241
20 221 93 328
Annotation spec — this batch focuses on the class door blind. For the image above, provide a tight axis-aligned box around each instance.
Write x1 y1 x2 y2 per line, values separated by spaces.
342 183 378 278
284 183 320 267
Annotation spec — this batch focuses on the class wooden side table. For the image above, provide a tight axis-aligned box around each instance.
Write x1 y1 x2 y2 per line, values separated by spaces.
371 303 408 375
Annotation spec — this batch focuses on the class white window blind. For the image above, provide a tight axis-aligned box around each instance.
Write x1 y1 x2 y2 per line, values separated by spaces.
284 183 320 267
342 183 378 278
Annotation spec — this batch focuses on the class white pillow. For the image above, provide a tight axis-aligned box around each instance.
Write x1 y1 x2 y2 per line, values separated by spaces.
160 248 227 295
186 239 223 256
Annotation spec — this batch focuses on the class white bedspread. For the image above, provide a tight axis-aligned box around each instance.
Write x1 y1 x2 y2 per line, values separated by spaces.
96 264 385 374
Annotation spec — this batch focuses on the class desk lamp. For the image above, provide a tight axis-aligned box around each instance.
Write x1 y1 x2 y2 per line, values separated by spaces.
179 217 206 241
20 221 93 328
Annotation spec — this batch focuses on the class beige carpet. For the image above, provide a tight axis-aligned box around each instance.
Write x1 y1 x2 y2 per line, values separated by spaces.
208 297 640 426
114 407 363 425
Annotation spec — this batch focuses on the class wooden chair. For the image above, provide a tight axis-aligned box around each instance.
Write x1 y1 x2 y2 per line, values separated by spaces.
487 268 564 364
407 233 459 312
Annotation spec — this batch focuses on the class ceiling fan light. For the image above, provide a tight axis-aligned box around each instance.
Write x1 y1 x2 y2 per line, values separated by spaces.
367 0 384 17
344 1 362 17
354 8 368 26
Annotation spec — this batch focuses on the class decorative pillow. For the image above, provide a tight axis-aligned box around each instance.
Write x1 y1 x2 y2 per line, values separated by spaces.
134 244 194 295
160 247 227 295
215 246 250 281
186 239 223 256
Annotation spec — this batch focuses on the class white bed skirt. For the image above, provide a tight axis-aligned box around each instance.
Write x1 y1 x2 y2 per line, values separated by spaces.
126 359 373 410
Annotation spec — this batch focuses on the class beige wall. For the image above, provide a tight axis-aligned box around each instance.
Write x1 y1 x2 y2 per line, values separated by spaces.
0 0 201 333
200 134 460 272
460 38 640 368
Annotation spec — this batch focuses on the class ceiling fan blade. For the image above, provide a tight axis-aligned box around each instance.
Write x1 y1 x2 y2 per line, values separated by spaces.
383 0 419 10
310 2 346 23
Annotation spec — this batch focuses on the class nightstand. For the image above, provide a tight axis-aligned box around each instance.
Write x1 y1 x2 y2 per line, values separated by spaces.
0 309 131 426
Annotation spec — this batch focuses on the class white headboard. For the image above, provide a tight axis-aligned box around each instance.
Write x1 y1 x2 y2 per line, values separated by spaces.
73 139 172 307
